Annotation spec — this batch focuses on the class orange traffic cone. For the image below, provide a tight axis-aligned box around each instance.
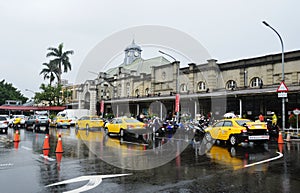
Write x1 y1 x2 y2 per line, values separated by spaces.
278 131 284 144
43 149 49 157
56 153 63 171
55 134 64 153
278 143 283 153
13 130 20 142
14 141 19 149
43 134 50 150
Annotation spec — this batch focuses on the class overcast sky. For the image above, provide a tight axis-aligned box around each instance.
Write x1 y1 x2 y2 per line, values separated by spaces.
0 0 299 99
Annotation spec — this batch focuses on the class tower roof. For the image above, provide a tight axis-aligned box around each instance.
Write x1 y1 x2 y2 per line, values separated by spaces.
125 39 142 51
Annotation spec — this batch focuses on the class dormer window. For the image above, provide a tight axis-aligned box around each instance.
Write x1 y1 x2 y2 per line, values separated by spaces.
197 81 206 91
250 77 263 88
226 80 237 90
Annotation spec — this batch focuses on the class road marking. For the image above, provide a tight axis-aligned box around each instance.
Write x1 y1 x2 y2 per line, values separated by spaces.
0 163 14 168
244 152 283 168
39 154 56 162
21 146 32 151
46 174 131 193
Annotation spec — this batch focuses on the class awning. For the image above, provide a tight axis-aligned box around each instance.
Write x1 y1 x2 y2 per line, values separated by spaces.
0 105 66 111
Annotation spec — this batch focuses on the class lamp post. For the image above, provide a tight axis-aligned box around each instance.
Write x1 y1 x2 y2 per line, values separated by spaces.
262 21 285 131
25 89 35 99
158 50 180 123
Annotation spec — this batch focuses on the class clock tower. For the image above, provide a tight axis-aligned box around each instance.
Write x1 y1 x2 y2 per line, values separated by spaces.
124 39 142 65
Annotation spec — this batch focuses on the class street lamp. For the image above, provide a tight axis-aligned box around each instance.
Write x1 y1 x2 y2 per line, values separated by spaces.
25 88 35 94
262 21 285 131
158 50 180 123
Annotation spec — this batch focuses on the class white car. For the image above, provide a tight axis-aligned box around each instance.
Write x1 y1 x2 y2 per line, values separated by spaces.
0 115 9 134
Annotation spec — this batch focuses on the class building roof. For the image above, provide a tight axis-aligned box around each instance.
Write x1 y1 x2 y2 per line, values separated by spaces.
106 56 170 76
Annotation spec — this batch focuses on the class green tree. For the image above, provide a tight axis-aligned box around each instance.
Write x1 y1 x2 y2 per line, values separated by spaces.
34 84 62 106
46 43 74 85
40 61 59 86
0 80 28 105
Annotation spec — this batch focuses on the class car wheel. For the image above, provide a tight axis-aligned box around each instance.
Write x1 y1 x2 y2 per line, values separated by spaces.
33 124 36 132
228 135 238 146
120 129 124 137
104 128 109 135
204 132 212 142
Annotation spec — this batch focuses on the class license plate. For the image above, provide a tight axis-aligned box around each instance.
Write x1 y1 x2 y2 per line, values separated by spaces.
40 126 46 130
249 135 269 140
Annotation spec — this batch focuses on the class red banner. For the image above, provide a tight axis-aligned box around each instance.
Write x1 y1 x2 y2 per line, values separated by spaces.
175 94 180 112
100 100 104 113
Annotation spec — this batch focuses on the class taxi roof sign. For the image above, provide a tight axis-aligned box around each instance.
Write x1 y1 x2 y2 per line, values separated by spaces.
277 81 289 92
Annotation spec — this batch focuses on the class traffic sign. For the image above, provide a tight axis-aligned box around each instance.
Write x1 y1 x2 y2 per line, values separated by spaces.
293 108 300 115
277 81 288 92
278 92 287 98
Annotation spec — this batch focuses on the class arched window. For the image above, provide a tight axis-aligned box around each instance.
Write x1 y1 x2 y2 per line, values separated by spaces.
197 81 206 91
250 77 263 88
135 89 140 97
145 88 149 96
84 92 90 110
226 80 237 90
180 84 187 93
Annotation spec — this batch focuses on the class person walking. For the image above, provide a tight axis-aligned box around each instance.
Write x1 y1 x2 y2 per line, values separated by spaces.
272 112 278 125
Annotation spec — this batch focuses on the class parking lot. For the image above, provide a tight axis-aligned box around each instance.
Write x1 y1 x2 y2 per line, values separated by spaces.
0 127 300 193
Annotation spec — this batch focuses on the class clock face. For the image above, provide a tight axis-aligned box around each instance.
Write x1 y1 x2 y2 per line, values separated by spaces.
134 51 139 57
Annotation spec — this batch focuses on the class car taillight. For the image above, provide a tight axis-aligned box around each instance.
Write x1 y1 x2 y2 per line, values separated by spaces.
4 121 8 124
127 125 134 129
68 120 71 122
35 119 39 123
242 129 247 133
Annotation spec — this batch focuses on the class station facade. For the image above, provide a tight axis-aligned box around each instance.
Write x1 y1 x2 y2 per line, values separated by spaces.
74 41 300 127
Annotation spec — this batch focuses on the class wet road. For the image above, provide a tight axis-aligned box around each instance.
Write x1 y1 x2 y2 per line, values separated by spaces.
0 127 300 193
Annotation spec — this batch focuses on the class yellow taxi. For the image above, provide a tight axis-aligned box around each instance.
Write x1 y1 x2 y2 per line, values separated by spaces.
205 118 269 146
105 117 146 137
76 116 104 130
50 116 71 128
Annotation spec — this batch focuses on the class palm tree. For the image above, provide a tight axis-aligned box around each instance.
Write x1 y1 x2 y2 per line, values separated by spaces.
40 61 59 86
46 43 74 85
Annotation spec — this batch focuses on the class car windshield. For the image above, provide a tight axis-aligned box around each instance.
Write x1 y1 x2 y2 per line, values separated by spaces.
235 119 251 126
124 118 141 123
91 117 101 120
14 115 24 118
0 117 6 121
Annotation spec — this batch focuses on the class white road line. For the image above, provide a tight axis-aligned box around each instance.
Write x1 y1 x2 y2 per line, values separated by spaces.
21 146 32 151
244 152 283 168
39 154 56 162
46 174 132 193
0 163 14 167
